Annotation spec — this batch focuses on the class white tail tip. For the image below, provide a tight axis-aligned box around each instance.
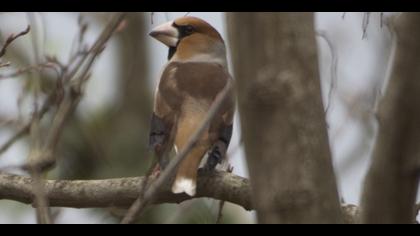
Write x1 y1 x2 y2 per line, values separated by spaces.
172 177 196 196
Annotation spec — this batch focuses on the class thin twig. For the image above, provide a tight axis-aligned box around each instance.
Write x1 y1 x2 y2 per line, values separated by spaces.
0 115 21 128
0 62 10 68
0 13 126 162
0 91 55 158
37 14 125 170
0 12 125 159
30 171 52 224
362 12 371 39
0 63 59 80
151 12 155 24
380 12 384 28
317 31 338 115
0 125 29 155
121 80 234 224
26 12 51 224
25 12 126 224
215 165 234 224
69 13 88 63
215 196 226 224
0 25 31 58
65 13 125 83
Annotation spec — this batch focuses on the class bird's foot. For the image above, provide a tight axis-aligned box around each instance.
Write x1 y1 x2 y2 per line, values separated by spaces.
151 163 161 178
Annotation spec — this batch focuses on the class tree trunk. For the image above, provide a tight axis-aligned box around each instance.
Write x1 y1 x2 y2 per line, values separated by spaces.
226 12 343 223
361 12 420 224
58 13 153 179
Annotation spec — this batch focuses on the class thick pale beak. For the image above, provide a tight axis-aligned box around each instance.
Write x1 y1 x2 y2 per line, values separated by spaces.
149 21 179 47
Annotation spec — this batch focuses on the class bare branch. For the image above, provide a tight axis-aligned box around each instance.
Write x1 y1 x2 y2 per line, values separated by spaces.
0 25 31 58
362 12 371 39
0 170 367 224
0 170 252 210
0 125 28 155
317 30 338 115
0 115 23 129
380 12 384 28
30 171 52 224
150 12 155 24
0 63 59 80
36 13 126 169
0 93 54 157
0 62 10 68
0 13 126 224
215 165 234 224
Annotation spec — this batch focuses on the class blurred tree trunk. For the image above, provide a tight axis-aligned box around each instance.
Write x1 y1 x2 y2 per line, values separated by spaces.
118 13 152 119
106 12 153 175
59 12 152 179
226 12 343 223
361 13 420 224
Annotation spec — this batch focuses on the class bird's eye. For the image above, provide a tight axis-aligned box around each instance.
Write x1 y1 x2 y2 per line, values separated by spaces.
184 25 194 35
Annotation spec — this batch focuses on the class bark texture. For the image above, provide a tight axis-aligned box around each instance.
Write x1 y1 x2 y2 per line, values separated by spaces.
226 12 343 223
0 171 251 210
361 13 420 224
0 170 359 223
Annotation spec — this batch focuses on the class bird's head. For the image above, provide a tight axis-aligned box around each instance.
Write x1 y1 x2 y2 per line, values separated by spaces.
149 16 226 62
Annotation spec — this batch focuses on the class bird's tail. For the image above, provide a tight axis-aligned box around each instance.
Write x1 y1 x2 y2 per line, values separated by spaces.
171 146 207 196
171 116 209 196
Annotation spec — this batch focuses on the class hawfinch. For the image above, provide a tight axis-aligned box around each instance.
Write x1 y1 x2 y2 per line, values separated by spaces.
149 16 234 196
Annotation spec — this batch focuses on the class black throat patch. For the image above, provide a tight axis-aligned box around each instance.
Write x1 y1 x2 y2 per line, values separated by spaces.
168 46 177 60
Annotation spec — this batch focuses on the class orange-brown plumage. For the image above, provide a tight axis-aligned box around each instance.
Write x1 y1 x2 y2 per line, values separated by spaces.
149 16 234 196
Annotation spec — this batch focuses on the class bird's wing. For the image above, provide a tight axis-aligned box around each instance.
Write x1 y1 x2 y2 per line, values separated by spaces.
149 63 180 168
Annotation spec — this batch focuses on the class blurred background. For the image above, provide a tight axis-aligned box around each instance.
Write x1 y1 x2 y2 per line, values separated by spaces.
0 12 416 223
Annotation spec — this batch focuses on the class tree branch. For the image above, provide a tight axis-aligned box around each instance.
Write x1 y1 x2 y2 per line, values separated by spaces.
0 25 31 58
360 12 420 224
226 12 343 224
0 170 251 210
0 170 365 223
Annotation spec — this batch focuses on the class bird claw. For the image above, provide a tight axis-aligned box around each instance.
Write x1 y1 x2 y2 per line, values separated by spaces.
151 163 161 178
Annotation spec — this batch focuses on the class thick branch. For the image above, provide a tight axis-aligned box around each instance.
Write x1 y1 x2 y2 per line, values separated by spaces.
227 12 343 224
0 170 364 223
361 12 420 224
0 170 252 210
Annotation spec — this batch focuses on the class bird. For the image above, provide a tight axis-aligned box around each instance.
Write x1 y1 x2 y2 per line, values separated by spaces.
148 16 234 197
